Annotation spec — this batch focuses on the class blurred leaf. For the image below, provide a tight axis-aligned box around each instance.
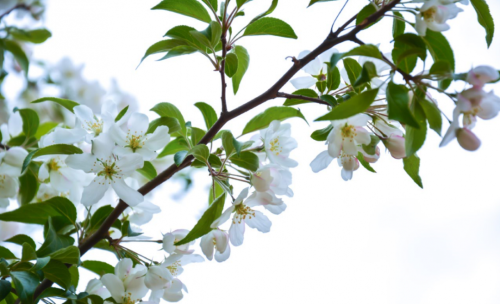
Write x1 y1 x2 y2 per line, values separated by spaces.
21 243 37 262
405 101 427 157
308 0 338 7
242 106 307 135
342 58 362 85
18 169 38 205
49 246 80 265
137 161 157 180
0 247 16 260
14 108 39 140
88 206 114 233
31 97 80 113
355 4 381 29
0 280 11 302
37 218 75 257
138 39 188 65
22 144 83 173
10 29 52 44
158 137 190 157
3 40 29 74
249 0 278 23
115 106 129 122
422 30 454 90
221 131 242 157
0 197 76 225
191 127 206 145
4 235 36 250
419 98 442 136
174 150 189 166
11 271 40 304
42 260 71 289
357 152 376 173
392 11 405 38
189 144 210 162
34 122 58 140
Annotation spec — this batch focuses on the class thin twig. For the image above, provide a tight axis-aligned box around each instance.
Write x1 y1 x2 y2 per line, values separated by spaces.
276 92 330 106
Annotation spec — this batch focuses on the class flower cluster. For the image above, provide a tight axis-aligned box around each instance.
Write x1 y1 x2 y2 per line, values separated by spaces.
413 0 468 36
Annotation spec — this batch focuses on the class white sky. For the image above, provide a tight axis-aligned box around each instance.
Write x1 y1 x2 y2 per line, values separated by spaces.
13 0 500 303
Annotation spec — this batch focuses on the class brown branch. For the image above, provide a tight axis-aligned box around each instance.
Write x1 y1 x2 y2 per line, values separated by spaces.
0 4 30 21
276 92 330 106
0 143 9 150
32 0 403 299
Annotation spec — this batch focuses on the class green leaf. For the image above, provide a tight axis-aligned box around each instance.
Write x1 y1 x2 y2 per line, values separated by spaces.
249 0 278 24
470 0 495 47
11 271 40 304
49 246 80 265
175 194 226 245
191 127 206 145
362 135 380 155
35 287 68 302
315 89 378 121
37 217 75 257
327 65 341 91
221 131 242 157
32 257 51 272
243 17 297 39
0 280 11 302
151 102 186 136
355 4 380 29
159 45 199 60
393 11 405 38
158 137 190 157
230 151 259 171
342 58 362 85
405 102 427 157
232 46 250 94
189 21 222 50
10 28 51 44
224 53 239 77
18 169 38 205
386 82 419 128
283 89 318 106
189 145 210 162
21 243 37 262
138 39 188 66
42 260 71 289
81 260 115 277
115 106 129 122
353 61 378 87
4 235 36 250
137 161 158 180
88 206 114 233
307 0 338 7
0 247 16 260
69 265 79 288
392 34 423 74
3 40 29 74
236 0 252 8
34 122 58 140
357 152 376 173
419 98 442 136
22 144 83 173
194 102 218 129
422 30 455 89
403 154 423 188
164 26 206 50
429 60 452 76
31 97 80 113
15 108 39 140
311 125 333 141
208 181 225 205
0 197 76 225
146 117 181 135
174 150 189 166
242 106 307 135
152 0 212 23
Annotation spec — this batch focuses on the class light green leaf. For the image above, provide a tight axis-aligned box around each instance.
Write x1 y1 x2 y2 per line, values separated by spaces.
283 89 318 106
194 102 218 129
11 271 40 304
224 53 239 77
22 144 83 173
189 145 210 162
34 122 58 140
32 257 51 272
315 89 379 121
232 45 250 94
386 82 419 128
151 102 186 136
393 11 405 38
343 58 362 85
221 131 242 157
81 260 115 277
31 97 80 113
249 0 278 23
344 44 382 60
159 45 199 60
152 0 212 23
10 28 52 44
242 106 307 135
403 154 423 188
175 194 226 245
139 39 188 66
0 196 76 225
327 65 341 91
115 106 129 122
236 0 252 8
243 17 297 39
470 0 495 47
49 246 80 265
191 127 206 145
158 137 190 157
146 117 181 135
353 61 378 87
137 161 158 180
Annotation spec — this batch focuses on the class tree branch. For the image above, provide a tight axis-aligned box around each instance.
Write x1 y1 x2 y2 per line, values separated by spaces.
32 0 403 299
0 4 30 21
276 92 330 106
0 144 9 150
220 35 228 114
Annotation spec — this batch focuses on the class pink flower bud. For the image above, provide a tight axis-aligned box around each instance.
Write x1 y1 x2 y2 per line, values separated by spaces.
383 135 406 159
467 66 499 88
456 128 481 151
363 146 380 163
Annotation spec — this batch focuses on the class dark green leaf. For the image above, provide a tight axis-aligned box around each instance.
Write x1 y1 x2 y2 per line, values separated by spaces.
242 106 307 135
249 0 278 23
11 271 40 304
175 194 226 245
320 95 337 107
224 53 239 77
232 46 250 94
69 265 79 288
37 218 75 257
174 150 189 166
15 108 39 140
356 4 381 29
221 131 242 157
10 29 52 44
152 0 212 23
49 246 80 265
36 287 68 302
405 102 427 157
353 61 378 87
22 144 83 173
403 154 423 188
327 65 341 91
31 97 80 113
386 82 419 128
88 206 114 233
308 0 338 7
392 33 425 74
422 30 455 89
0 280 11 302
0 197 76 225
18 169 38 205
0 247 16 259
393 11 405 38
32 257 51 272
315 89 379 121
429 60 452 76
194 102 218 129
419 98 442 136
3 40 29 74
470 0 495 47
138 39 188 66
21 243 37 262
146 117 181 135
42 260 71 289
283 89 318 106
357 152 376 173
115 106 129 122
159 45 199 60
81 260 115 277
137 161 158 180
311 124 333 141
343 58 362 85
243 17 297 39
4 235 36 250
230 151 259 171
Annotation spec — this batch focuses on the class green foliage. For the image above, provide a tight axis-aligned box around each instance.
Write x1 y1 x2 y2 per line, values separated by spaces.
422 30 454 90
152 0 212 23
151 102 186 136
42 260 71 289
139 39 189 65
15 108 39 140
353 61 377 87
243 17 297 39
146 117 181 136
194 102 218 130
174 150 189 166
403 154 423 188
230 151 259 171
189 21 222 51
49 246 80 265
249 0 279 24
470 0 495 47
158 137 190 157
21 243 37 262
232 46 250 94
10 29 52 44
283 89 318 106
175 194 226 245
357 152 376 173
88 205 114 233
115 106 129 122
386 82 419 128
37 217 75 257
4 235 36 250
0 247 16 260
356 4 381 29
342 58 362 85
81 260 115 277
137 161 158 180
34 122 59 140
405 102 427 157
392 11 405 38
2 40 29 74
392 33 426 74
362 135 380 155
0 280 11 302
315 89 378 121
22 144 83 173
0 197 76 225
419 98 442 136
18 168 38 205
11 271 40 304
31 97 80 113
311 124 333 141
242 106 307 135
221 131 243 157
224 53 239 77
189 145 210 163
327 65 341 91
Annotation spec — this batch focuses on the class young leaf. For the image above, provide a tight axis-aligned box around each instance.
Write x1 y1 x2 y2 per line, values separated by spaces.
386 82 419 128
403 154 423 188
3 40 29 74
158 137 191 157
15 108 39 140
11 271 40 304
31 97 80 113
353 61 378 87
138 39 188 66
159 45 199 60
151 102 186 136
69 265 79 288
221 131 242 157
152 0 212 23
230 151 259 171
243 17 297 39
22 144 83 173
392 11 405 38
357 152 376 173
232 46 250 94
224 53 239 78
191 127 206 145
242 106 307 135
81 261 115 277
174 150 189 166
327 65 341 91
283 89 318 106
115 106 129 122
137 161 158 180
88 206 114 233
342 58 363 85
32 257 51 272
35 122 58 140
194 102 218 129
470 0 495 47
315 89 379 121
419 99 442 136
21 243 37 262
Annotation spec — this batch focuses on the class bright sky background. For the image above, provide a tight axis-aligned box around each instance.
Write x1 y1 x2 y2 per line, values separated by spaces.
7 0 500 303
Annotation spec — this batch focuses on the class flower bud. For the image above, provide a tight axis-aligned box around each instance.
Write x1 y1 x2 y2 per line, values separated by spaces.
383 135 406 159
362 146 380 163
467 66 499 88
456 128 481 151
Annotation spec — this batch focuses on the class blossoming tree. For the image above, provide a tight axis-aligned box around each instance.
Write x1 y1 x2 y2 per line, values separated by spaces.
0 0 498 303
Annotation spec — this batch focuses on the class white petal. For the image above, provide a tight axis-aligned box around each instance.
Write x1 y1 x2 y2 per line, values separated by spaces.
74 105 95 123
101 274 125 303
65 153 99 173
112 179 144 207
211 206 235 228
229 221 245 246
145 126 170 151
115 258 133 279
116 154 144 174
310 150 334 173
214 243 230 262
109 124 128 147
128 113 150 134
200 232 215 261
245 210 271 233
290 76 317 89
81 176 109 206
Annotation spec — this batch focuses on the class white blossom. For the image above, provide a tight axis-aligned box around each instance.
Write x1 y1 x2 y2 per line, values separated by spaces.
261 121 298 168
163 229 194 255
85 278 111 299
467 66 499 88
200 229 230 262
101 259 148 304
414 0 463 36
290 48 338 89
